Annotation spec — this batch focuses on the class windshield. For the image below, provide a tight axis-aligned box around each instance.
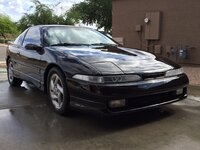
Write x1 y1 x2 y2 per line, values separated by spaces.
43 26 117 46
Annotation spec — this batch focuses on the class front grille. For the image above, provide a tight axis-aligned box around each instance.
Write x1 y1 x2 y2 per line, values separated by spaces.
110 88 186 112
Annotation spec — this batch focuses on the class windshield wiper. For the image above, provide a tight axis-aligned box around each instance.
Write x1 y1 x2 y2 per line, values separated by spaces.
90 43 118 46
50 43 90 46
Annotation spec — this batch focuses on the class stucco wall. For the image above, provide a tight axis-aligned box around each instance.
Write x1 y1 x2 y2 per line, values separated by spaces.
112 0 200 65
183 65 200 86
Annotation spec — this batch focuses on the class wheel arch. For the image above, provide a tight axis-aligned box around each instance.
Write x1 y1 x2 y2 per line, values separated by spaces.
43 63 66 93
6 56 11 66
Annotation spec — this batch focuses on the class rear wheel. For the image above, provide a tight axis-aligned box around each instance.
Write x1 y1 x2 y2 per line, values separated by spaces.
47 68 70 115
7 59 22 86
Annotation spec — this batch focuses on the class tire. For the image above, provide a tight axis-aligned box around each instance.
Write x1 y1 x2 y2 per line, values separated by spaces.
47 67 70 115
7 59 23 86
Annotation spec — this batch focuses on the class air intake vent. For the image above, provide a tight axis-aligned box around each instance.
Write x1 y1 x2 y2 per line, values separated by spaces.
142 72 165 79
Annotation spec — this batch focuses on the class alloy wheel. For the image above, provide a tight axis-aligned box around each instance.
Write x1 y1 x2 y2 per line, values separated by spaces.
8 61 14 83
49 73 64 109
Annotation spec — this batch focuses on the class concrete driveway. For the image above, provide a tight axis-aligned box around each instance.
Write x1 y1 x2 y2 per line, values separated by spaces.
0 81 200 150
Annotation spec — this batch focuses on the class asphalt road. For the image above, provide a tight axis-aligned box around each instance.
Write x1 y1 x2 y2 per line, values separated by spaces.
0 46 6 61
0 81 200 150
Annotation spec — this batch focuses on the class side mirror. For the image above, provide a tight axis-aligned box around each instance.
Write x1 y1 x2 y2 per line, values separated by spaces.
25 44 43 52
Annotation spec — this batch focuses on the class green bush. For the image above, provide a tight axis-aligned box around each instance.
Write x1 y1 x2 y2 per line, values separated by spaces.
0 39 14 43
0 39 5 43
5 39 11 43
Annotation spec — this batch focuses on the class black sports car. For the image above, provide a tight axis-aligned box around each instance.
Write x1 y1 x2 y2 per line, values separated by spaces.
6 25 189 115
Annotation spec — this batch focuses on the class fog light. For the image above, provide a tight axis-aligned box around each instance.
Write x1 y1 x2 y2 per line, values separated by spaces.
176 89 183 95
109 99 126 108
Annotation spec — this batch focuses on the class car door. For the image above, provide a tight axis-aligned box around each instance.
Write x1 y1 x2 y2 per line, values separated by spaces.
19 27 43 88
8 30 27 79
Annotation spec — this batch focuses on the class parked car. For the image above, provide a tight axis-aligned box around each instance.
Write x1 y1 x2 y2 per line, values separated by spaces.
6 25 189 115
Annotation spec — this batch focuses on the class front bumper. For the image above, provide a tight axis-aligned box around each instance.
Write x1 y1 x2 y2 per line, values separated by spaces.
67 74 189 114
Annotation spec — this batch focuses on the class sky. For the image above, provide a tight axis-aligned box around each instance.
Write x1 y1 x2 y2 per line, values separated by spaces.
0 0 84 22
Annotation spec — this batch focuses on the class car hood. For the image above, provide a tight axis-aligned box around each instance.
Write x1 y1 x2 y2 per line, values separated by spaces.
52 46 174 74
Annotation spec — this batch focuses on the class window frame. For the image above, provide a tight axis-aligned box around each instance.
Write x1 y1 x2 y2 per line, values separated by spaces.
22 26 43 47
14 29 28 47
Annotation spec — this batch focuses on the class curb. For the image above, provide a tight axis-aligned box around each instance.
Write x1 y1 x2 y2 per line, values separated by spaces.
0 61 6 68
0 70 7 81
188 95 200 102
0 68 7 73
0 44 8 47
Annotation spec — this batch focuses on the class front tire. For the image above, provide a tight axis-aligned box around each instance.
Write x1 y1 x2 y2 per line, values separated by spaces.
7 59 22 86
47 68 70 115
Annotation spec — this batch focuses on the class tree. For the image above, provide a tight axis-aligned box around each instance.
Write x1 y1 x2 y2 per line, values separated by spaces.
67 0 112 32
17 0 74 31
0 14 19 39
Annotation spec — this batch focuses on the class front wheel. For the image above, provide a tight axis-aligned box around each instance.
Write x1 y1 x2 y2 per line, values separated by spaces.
7 59 22 86
47 68 70 115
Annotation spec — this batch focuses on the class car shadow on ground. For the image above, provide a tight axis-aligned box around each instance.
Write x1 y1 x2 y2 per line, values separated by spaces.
0 81 176 143
3 104 175 143
70 105 175 131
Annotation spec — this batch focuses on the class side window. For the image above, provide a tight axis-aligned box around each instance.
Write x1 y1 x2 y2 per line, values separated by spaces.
14 30 27 46
23 27 41 46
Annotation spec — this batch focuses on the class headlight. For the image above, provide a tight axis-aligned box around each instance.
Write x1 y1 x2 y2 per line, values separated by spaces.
72 74 142 84
165 68 184 77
